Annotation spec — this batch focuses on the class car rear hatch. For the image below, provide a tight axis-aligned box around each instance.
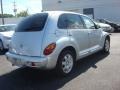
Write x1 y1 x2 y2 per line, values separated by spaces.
10 13 48 56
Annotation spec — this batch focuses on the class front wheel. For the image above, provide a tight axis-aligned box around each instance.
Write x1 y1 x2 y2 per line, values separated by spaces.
102 38 110 53
56 50 75 76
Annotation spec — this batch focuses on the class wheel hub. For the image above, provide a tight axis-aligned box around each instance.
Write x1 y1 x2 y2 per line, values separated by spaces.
62 54 73 74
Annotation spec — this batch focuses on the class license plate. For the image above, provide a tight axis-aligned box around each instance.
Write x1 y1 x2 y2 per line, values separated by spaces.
8 57 24 67
13 58 22 65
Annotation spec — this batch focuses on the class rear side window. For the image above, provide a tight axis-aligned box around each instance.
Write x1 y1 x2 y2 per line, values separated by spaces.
58 14 85 29
15 13 48 32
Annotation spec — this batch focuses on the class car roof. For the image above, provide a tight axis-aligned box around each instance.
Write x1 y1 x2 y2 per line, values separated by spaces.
43 11 85 16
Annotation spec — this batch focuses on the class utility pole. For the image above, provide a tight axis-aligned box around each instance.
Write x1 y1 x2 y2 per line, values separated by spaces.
13 0 17 17
0 0 4 25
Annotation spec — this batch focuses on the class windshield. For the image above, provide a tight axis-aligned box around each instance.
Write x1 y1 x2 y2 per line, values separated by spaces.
0 25 16 32
15 13 48 32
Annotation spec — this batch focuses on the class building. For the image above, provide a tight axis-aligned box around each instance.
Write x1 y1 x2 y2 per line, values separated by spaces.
42 0 120 23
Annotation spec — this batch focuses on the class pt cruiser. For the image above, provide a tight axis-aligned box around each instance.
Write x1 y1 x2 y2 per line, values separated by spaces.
6 11 110 76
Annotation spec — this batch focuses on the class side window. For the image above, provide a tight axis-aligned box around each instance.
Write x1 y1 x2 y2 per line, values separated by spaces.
57 14 68 29
58 14 85 29
82 16 95 29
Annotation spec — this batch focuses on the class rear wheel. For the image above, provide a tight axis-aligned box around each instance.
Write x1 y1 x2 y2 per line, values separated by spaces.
56 50 75 76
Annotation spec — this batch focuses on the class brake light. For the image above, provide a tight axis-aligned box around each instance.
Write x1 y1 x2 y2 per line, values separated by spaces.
43 43 56 55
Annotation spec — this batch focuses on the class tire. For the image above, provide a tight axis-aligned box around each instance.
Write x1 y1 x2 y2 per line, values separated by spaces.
102 38 110 53
56 50 75 76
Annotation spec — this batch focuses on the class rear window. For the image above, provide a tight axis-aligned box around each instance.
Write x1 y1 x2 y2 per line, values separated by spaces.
15 13 48 32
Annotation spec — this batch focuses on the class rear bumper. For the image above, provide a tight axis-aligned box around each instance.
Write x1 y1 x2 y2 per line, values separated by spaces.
6 52 48 69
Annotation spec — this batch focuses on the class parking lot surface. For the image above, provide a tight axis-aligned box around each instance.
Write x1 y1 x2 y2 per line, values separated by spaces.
0 33 120 90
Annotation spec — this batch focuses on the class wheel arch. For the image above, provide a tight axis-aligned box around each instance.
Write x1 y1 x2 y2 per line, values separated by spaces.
100 32 110 47
58 46 77 61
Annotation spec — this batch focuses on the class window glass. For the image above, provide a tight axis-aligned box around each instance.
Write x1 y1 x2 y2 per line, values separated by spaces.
82 16 95 29
57 14 67 29
15 13 48 32
58 14 85 29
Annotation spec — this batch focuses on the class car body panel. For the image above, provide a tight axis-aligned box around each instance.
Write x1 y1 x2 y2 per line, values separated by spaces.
69 29 89 58
11 31 45 56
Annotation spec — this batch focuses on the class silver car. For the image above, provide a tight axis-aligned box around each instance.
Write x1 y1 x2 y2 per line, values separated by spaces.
6 11 110 76
0 24 16 52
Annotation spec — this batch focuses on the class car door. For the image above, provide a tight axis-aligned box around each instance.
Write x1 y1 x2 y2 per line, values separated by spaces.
81 16 102 52
62 14 89 57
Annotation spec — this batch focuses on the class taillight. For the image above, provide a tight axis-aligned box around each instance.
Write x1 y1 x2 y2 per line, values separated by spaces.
43 43 56 55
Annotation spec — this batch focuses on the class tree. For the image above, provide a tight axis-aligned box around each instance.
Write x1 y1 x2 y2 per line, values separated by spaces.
0 14 14 18
17 10 29 17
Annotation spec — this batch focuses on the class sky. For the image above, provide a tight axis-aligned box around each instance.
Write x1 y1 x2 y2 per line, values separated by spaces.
1 0 42 15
